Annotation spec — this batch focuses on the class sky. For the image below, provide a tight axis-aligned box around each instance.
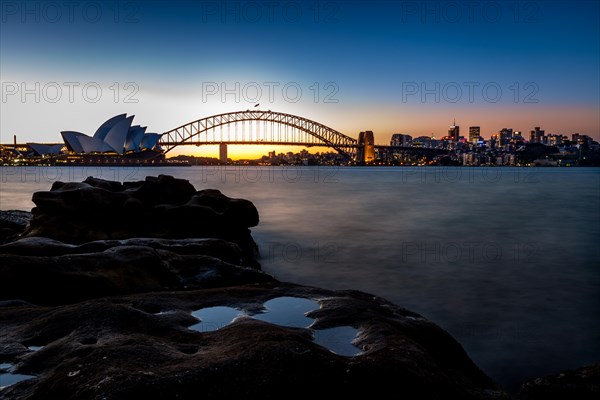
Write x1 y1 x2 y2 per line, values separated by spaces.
1 0 599 159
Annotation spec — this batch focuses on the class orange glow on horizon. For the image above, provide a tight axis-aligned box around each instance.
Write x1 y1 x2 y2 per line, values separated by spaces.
166 145 325 160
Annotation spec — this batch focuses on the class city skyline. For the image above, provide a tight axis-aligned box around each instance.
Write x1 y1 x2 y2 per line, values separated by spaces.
1 0 599 159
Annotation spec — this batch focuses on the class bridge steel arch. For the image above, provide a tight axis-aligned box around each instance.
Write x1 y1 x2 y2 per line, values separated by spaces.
159 110 358 158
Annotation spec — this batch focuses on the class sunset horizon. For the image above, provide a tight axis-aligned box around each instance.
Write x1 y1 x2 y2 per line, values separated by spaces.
2 1 598 160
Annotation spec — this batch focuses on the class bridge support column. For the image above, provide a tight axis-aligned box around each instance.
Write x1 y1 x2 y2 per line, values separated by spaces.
219 143 227 165
357 131 375 164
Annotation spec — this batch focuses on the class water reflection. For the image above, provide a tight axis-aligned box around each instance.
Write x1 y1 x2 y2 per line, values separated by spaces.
188 297 361 356
253 296 318 328
0 364 35 390
190 306 244 332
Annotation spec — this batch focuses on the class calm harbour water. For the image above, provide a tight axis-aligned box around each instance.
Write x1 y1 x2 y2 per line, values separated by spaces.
1 165 599 392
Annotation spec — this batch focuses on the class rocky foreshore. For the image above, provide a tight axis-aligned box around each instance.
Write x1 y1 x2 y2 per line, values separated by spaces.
0 175 597 399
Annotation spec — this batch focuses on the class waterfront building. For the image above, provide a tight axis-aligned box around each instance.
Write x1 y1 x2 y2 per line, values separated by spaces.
391 133 412 147
499 128 513 145
468 126 480 144
529 127 545 143
61 114 161 155
448 119 459 141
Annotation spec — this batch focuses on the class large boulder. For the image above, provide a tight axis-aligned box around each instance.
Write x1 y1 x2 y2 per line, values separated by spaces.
0 283 509 400
22 175 259 266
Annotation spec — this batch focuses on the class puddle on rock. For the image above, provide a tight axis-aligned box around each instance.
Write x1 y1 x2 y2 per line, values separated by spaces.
313 326 361 356
27 346 43 352
253 297 319 328
0 364 35 390
190 306 244 332
188 297 362 356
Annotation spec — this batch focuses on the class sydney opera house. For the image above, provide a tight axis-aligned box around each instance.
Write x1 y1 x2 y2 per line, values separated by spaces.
60 114 161 155
22 114 167 165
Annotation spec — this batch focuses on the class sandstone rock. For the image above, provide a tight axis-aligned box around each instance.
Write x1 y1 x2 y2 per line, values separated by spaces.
22 175 259 266
0 283 509 400
0 210 31 244
0 237 274 306
518 363 600 400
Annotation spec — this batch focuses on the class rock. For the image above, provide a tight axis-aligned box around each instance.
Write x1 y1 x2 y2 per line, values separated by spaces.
0 283 509 400
0 237 244 263
518 363 600 400
0 237 274 306
22 175 259 266
0 210 31 244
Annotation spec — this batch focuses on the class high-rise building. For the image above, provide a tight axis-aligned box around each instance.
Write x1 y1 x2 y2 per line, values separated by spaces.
412 136 432 148
529 127 545 143
390 133 412 147
448 119 459 141
572 133 592 146
546 134 562 146
468 126 480 143
499 128 513 145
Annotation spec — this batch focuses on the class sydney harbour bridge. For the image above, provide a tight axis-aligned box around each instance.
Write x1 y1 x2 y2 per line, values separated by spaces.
158 110 447 162
2 110 447 163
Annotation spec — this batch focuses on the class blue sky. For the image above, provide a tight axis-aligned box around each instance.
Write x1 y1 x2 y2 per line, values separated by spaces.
1 0 598 155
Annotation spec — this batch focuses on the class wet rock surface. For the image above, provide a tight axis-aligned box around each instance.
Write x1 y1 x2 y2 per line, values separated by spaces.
0 283 509 400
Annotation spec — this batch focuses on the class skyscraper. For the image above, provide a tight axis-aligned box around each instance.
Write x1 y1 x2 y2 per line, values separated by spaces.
499 128 513 145
469 126 480 144
391 133 412 147
529 127 545 143
448 119 459 141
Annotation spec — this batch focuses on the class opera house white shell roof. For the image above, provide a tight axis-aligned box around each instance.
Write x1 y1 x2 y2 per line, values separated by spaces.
60 114 161 155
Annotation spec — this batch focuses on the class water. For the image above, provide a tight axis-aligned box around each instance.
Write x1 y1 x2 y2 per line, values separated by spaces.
1 165 599 392
313 326 361 357
0 364 35 389
188 296 361 356
253 296 319 328
190 306 245 332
